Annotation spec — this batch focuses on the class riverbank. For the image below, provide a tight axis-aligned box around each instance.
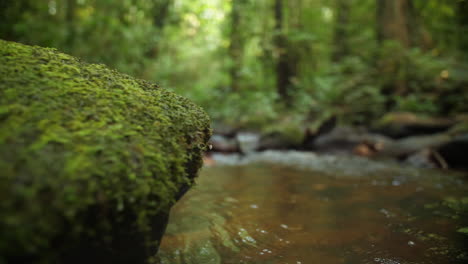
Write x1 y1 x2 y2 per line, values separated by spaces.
208 113 468 171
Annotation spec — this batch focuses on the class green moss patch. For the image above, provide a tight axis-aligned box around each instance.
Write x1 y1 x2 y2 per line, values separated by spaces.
0 40 211 261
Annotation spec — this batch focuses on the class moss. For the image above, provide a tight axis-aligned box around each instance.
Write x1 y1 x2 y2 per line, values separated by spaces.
425 197 468 238
0 40 211 262
262 116 305 147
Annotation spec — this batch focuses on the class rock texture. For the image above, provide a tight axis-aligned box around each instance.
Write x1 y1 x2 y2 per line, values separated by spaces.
0 40 211 263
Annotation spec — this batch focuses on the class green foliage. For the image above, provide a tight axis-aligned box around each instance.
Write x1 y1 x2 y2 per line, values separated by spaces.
206 89 278 128
306 56 386 124
0 40 211 262
0 0 467 130
1 0 160 77
381 43 468 115
414 0 461 49
457 227 468 235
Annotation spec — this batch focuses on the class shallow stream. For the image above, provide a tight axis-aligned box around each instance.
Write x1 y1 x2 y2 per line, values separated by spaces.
158 151 468 264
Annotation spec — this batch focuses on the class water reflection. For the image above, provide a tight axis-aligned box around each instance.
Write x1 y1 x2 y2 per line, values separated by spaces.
158 155 467 264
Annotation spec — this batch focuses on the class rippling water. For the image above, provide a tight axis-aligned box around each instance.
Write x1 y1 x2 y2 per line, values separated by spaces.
158 152 468 264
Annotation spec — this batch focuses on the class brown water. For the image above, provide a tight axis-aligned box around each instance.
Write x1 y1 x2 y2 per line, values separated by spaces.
158 154 468 264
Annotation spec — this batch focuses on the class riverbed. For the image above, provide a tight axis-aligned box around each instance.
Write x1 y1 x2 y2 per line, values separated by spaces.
157 151 468 264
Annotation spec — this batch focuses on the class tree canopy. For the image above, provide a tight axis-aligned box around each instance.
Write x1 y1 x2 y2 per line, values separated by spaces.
1 0 467 128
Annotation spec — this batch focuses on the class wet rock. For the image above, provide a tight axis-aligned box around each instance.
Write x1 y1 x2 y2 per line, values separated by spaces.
237 132 261 154
258 132 301 150
353 142 384 157
209 134 240 153
302 116 337 147
404 149 447 169
373 258 401 264
260 116 307 150
212 122 238 137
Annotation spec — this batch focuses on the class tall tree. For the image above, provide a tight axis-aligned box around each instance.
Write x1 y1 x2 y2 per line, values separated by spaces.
376 0 413 96
0 0 32 41
458 0 468 53
228 0 247 92
65 0 77 49
376 0 431 49
376 0 411 48
274 0 299 107
332 0 352 62
147 0 173 59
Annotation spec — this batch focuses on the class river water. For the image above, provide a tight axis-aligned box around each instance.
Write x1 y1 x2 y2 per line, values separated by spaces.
157 151 468 264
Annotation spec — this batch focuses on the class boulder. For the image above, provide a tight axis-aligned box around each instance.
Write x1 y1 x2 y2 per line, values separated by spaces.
259 117 307 150
404 148 446 169
209 134 239 153
211 122 238 137
236 132 261 154
259 131 299 150
0 40 211 263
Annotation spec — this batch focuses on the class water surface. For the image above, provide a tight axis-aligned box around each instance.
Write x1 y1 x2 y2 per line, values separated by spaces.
158 152 468 264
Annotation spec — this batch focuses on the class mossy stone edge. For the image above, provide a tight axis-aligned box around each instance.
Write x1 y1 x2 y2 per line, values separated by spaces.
0 40 211 263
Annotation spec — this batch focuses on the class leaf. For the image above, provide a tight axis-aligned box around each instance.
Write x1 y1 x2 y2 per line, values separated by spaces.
457 227 468 234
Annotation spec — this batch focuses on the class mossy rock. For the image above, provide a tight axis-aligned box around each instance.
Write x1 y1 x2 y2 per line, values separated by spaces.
0 40 211 263
259 117 306 149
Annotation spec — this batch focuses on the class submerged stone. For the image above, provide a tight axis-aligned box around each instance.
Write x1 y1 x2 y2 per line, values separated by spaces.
0 40 211 263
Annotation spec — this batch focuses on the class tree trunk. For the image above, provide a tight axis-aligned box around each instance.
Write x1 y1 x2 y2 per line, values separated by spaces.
66 0 76 49
332 0 352 62
376 0 411 48
0 0 32 41
377 0 434 99
407 0 432 50
147 0 172 59
377 0 431 48
228 0 245 92
153 0 171 29
458 0 468 53
274 0 297 107
376 0 413 96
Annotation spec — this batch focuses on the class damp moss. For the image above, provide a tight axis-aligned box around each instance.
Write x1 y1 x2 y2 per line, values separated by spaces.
261 117 305 147
0 40 211 261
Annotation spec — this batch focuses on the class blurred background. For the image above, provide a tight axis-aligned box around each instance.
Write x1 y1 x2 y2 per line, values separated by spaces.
1 0 467 132
2 2 468 263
